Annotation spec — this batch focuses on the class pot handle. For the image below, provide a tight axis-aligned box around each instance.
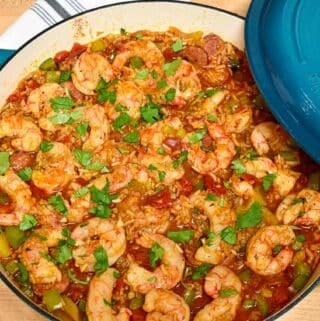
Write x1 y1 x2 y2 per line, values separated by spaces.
0 49 16 68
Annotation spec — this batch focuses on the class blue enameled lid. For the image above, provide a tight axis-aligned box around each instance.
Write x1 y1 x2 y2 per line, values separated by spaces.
246 0 320 162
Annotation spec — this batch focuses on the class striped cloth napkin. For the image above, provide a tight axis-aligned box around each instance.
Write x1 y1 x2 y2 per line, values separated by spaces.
0 0 191 65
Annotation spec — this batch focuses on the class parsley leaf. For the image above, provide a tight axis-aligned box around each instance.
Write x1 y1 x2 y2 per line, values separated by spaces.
50 96 75 111
149 242 164 268
94 245 109 274
158 171 166 182
163 59 182 76
48 194 68 216
172 150 188 169
262 173 276 192
113 112 131 129
157 79 168 89
49 110 82 124
191 263 212 281
206 232 217 246
55 243 73 264
0 152 10 175
205 193 217 201
19 214 38 231
167 230 194 243
140 102 162 124
236 202 262 229
17 167 32 182
73 186 90 198
123 131 140 143
198 88 220 98
171 39 183 52
220 226 237 245
40 140 54 152
76 122 89 137
73 149 92 167
165 88 176 102
189 128 207 144
207 114 218 122
98 89 117 104
231 158 246 175
245 150 259 160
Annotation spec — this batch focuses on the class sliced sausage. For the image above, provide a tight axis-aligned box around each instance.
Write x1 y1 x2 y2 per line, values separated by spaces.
10 152 35 172
183 45 208 66
203 34 224 56
61 81 84 102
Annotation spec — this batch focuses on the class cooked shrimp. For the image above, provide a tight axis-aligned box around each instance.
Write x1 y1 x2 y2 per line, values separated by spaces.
143 289 190 321
202 90 227 116
230 175 254 199
243 157 277 179
140 117 183 150
126 233 185 293
81 105 109 151
194 266 242 321
87 268 131 321
276 189 320 225
107 81 146 120
272 168 300 198
246 225 295 276
32 142 76 194
188 122 235 175
166 60 201 106
138 153 185 185
0 169 35 225
26 83 65 118
20 228 63 285
0 115 42 151
112 40 164 74
225 105 253 134
71 218 126 272
193 191 236 264
251 122 288 155
72 52 114 95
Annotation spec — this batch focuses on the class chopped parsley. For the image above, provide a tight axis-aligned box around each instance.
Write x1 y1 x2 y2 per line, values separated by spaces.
140 101 162 124
76 122 89 137
165 88 176 102
231 158 246 175
220 226 237 245
219 288 239 298
93 245 109 274
191 264 212 281
48 194 68 216
236 202 262 229
163 58 182 76
149 242 164 268
172 150 188 169
123 131 140 143
19 214 38 231
171 38 184 52
189 128 207 144
40 140 54 152
167 230 194 243
17 167 32 182
50 96 75 111
135 69 149 80
157 79 168 89
113 112 131 130
262 173 276 192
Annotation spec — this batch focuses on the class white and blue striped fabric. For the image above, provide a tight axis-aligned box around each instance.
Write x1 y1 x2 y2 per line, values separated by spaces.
0 0 190 66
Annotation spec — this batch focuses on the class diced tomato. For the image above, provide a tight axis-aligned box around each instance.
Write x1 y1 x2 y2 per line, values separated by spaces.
163 47 180 61
144 188 172 209
69 43 87 58
163 137 182 152
292 174 308 193
6 93 21 104
201 134 213 149
241 173 260 185
67 283 86 302
178 176 193 196
203 175 227 195
272 285 290 308
27 79 40 89
131 309 147 321
54 50 70 63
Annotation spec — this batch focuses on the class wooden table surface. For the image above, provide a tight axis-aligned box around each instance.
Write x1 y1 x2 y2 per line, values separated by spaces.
0 0 319 320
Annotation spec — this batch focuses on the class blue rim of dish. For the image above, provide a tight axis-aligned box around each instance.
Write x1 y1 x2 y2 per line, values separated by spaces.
0 1 244 320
